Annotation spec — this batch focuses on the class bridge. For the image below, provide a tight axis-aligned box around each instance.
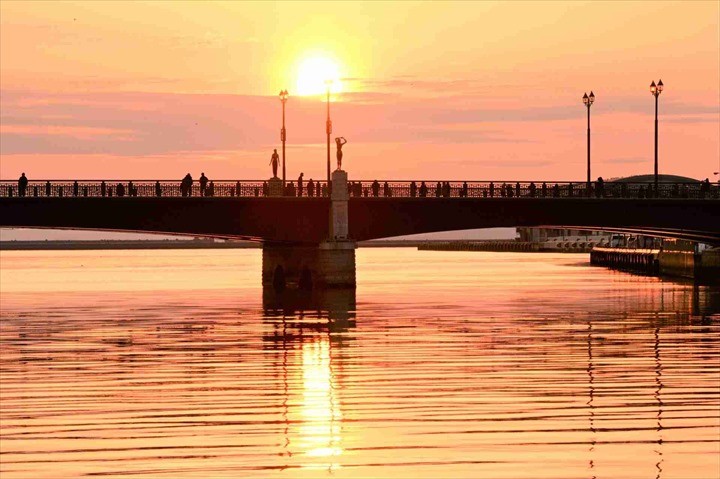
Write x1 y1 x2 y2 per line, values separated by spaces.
2 174 719 288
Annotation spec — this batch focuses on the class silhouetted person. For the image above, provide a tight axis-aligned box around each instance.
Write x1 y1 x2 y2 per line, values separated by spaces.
208 181 215 197
128 181 134 197
355 181 362 197
270 149 279 178
155 181 162 197
45 181 51 197
489 182 495 198
262 181 268 197
307 178 315 197
199 173 208 196
73 180 79 197
500 183 507 197
117 182 125 197
385 181 391 198
462 181 468 198
372 180 380 197
700 178 710 198
298 172 304 197
435 182 441 198
18 173 28 197
322 183 328 197
541 182 547 197
182 173 193 197
419 181 427 198
515 182 521 197
235 181 241 197
410 181 417 197
101 181 106 197
529 182 536 197
316 181 321 198
335 137 347 170
596 177 604 198
553 183 560 197
568 183 574 197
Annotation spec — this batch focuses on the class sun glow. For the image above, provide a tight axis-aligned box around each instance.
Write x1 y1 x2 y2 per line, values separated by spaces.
295 57 343 96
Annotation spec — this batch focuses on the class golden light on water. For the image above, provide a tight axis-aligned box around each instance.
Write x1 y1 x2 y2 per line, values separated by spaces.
295 56 343 96
300 337 343 469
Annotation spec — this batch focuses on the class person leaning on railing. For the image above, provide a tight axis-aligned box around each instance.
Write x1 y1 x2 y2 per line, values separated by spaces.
17 173 28 197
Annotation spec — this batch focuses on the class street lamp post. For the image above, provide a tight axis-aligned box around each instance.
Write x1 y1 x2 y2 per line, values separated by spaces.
583 91 595 194
325 80 333 185
650 79 664 196
279 90 288 187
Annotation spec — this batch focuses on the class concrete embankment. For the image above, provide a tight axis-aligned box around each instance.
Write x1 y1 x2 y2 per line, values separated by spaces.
418 241 540 252
591 246 720 283
590 248 660 275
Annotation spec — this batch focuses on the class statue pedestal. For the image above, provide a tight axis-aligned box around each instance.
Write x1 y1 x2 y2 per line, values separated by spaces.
330 169 349 240
267 177 283 197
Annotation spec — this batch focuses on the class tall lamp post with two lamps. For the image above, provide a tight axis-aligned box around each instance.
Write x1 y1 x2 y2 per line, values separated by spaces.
325 80 333 185
650 79 664 196
279 89 289 187
582 91 595 193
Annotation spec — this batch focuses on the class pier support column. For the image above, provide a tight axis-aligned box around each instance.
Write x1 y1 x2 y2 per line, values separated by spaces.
262 242 355 289
262 168 356 290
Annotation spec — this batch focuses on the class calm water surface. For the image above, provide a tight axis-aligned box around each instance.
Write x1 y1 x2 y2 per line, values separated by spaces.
1 249 718 479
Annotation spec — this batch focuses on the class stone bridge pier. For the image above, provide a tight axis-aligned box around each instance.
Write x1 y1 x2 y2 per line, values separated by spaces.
262 169 356 290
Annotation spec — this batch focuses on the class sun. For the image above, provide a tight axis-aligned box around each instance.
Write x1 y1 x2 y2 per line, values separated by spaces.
295 56 343 96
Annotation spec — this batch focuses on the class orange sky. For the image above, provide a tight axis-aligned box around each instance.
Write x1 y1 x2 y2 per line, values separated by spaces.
1 1 718 181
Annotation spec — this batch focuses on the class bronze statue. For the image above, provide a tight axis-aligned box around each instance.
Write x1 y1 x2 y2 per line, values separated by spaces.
270 149 279 177
335 137 347 170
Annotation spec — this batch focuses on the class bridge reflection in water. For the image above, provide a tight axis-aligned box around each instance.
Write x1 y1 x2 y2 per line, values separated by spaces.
262 287 355 471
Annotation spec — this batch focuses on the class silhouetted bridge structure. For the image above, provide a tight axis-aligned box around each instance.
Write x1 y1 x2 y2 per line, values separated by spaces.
1 179 718 242
2 177 718 288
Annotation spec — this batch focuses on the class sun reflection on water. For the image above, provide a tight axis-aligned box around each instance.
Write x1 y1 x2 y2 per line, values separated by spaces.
300 337 343 470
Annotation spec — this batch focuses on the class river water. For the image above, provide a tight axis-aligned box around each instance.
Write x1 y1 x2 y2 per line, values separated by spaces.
1 249 718 479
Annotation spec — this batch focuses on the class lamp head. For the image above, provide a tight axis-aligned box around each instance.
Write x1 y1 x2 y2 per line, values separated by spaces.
588 91 595 105
279 89 288 101
657 79 663 93
583 92 589 105
650 81 657 95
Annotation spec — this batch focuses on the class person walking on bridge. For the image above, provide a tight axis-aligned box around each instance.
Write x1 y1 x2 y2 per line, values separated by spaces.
307 178 315 197
419 181 427 198
181 173 193 197
298 173 304 197
596 177 605 198
17 173 28 197
199 173 208 197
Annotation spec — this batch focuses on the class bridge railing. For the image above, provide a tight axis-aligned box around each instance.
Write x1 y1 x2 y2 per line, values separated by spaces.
0 180 717 199
344 180 719 199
